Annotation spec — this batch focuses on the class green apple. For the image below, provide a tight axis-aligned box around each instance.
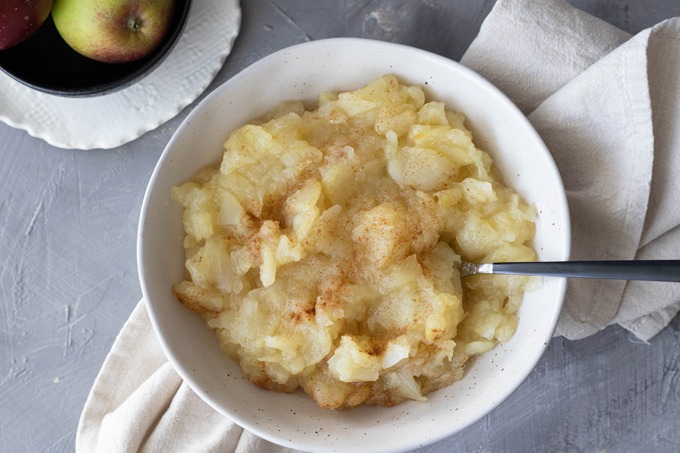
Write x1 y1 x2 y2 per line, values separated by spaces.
0 0 54 50
52 0 176 63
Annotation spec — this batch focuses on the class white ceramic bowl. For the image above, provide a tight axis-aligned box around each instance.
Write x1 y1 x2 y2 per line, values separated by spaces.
138 38 570 453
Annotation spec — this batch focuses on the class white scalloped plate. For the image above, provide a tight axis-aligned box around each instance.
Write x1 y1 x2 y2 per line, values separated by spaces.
0 0 241 150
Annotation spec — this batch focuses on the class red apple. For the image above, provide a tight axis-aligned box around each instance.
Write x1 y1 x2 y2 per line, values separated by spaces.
0 0 54 50
52 0 175 64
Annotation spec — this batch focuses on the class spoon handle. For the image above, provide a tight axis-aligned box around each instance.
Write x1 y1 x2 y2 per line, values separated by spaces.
483 260 680 282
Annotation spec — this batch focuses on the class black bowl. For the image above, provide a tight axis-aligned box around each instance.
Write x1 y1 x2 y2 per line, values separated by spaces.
0 0 191 97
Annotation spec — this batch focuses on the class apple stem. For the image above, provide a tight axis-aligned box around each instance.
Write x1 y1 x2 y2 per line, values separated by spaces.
127 16 143 32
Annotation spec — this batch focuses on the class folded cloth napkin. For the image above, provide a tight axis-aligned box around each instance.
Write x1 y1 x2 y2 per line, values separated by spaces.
460 0 680 340
77 0 680 451
77 301 293 453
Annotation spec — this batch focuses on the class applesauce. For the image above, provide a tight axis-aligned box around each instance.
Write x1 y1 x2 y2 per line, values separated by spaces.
171 75 536 408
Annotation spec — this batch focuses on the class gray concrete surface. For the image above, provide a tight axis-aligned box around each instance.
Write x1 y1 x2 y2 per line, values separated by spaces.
1 1 679 452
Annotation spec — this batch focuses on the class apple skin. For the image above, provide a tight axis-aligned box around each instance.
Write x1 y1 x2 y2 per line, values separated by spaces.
0 0 54 50
52 0 175 64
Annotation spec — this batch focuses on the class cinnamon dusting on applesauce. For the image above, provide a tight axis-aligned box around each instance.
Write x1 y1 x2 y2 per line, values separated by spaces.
171 75 537 409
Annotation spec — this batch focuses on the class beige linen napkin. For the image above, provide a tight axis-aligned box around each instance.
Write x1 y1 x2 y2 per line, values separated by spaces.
77 0 680 451
461 0 680 340
76 302 294 453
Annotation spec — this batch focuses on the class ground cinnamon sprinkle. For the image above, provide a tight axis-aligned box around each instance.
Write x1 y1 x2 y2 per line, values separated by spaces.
171 75 537 409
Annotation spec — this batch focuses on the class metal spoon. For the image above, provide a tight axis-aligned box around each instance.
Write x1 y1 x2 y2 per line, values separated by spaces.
460 260 680 282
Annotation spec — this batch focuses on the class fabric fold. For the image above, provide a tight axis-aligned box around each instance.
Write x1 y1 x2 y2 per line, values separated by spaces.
76 300 293 453
459 0 631 114
526 32 654 338
461 0 679 340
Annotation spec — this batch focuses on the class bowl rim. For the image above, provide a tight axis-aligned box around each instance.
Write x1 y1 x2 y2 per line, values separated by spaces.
138 37 571 452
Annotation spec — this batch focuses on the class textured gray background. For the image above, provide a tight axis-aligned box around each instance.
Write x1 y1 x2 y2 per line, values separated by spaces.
1 1 680 452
